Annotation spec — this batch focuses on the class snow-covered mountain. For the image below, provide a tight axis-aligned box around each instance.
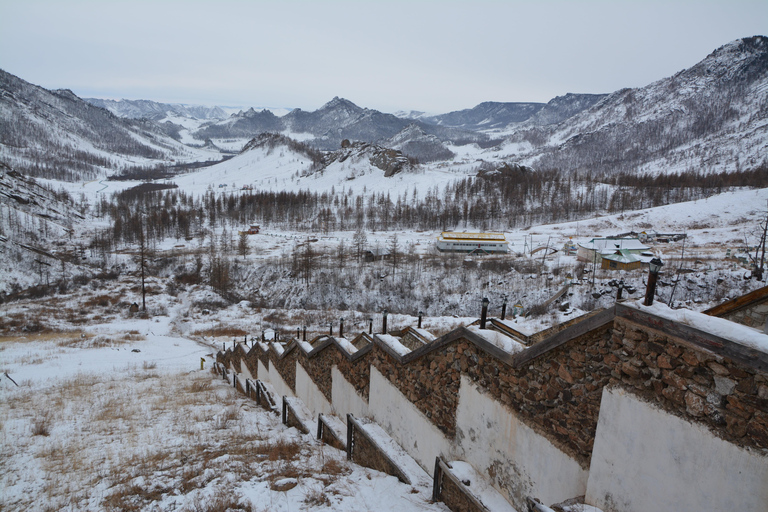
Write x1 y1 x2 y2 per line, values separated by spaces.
502 36 768 175
83 98 228 121
1 36 766 186
384 124 455 163
420 101 546 130
194 97 490 151
0 69 217 182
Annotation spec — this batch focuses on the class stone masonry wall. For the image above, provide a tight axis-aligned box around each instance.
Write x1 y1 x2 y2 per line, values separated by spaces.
722 302 768 330
334 350 372 400
370 343 462 437
370 325 613 465
219 306 767 472
610 315 768 451
257 343 270 371
243 346 261 378
296 345 338 403
349 421 409 484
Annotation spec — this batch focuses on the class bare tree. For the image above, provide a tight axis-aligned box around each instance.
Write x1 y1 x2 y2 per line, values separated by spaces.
388 233 400 280
353 228 367 262
238 231 249 260
301 239 316 287
337 239 346 269
744 204 768 281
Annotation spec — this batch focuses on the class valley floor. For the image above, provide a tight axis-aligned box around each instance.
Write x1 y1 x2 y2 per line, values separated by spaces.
0 312 449 512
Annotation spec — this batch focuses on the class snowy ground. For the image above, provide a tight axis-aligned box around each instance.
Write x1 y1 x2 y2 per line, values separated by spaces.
0 309 449 512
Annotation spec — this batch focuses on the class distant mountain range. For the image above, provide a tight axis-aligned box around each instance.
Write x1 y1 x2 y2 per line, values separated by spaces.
83 98 229 121
1 36 766 182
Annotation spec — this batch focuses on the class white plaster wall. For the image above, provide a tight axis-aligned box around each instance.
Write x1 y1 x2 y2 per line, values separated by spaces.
331 366 369 419
454 375 588 509
586 387 768 512
295 362 332 417
267 363 293 399
238 360 253 380
368 366 452 472
257 360 269 382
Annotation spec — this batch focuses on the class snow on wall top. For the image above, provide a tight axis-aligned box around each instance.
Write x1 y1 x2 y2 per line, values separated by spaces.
446 460 518 512
466 325 526 355
412 328 436 342
334 337 358 355
376 334 412 356
633 301 768 355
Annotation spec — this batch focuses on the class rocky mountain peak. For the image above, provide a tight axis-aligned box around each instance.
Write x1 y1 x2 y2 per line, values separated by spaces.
326 141 413 177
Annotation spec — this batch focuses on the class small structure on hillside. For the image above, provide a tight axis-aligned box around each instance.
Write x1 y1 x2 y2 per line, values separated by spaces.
577 237 649 264
363 248 391 262
601 249 646 271
239 225 260 235
436 232 509 254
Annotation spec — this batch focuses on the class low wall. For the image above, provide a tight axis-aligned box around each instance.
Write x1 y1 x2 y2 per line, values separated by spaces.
347 414 411 484
216 301 768 511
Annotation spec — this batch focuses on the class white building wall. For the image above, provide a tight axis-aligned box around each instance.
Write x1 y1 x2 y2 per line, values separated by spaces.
257 360 268 382
586 387 768 512
454 375 588 509
267 362 293 399
368 366 452 472
295 362 332 417
238 360 253 380
331 366 369 419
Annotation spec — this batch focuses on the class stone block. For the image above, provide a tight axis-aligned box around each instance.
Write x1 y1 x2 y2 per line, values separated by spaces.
558 365 574 384
708 362 730 376
665 345 683 358
662 387 685 405
621 362 642 379
685 391 706 417
714 376 737 396
681 350 700 367
657 354 676 369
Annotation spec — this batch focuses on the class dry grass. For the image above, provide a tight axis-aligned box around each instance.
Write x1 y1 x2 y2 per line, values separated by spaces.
192 326 247 337
31 414 52 436
0 347 356 512
303 484 331 506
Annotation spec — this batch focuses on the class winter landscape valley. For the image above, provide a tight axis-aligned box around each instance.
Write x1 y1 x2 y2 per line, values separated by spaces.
1 35 768 512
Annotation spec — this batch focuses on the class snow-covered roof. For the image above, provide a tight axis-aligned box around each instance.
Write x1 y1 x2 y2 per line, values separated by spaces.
579 238 649 252
602 249 643 264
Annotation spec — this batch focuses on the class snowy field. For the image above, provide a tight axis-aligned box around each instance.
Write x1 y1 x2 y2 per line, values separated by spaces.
0 311 450 512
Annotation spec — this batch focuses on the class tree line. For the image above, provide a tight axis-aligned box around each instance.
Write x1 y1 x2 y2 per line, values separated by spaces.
99 164 768 248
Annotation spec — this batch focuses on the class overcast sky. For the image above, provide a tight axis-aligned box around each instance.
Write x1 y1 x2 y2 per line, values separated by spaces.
1 0 765 114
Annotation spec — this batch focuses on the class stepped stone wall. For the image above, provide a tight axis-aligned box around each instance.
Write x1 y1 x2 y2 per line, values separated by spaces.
217 301 768 511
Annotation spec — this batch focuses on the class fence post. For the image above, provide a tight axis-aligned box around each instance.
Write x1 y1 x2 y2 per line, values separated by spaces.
317 413 324 440
432 457 443 502
346 414 354 460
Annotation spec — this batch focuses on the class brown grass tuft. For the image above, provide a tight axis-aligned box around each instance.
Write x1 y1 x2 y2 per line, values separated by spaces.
31 414 52 436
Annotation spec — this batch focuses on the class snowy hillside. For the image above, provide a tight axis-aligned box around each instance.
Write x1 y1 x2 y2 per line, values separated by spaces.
0 69 220 182
502 36 768 175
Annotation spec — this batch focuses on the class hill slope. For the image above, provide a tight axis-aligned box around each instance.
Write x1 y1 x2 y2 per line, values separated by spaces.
0 70 216 181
